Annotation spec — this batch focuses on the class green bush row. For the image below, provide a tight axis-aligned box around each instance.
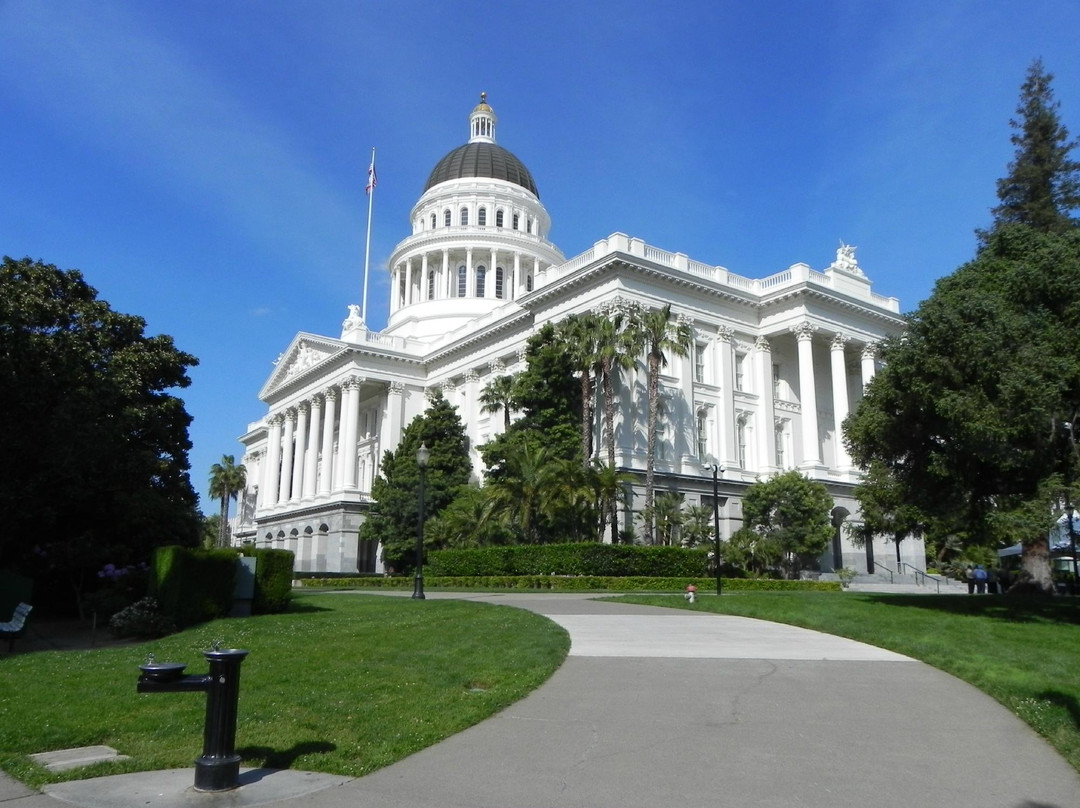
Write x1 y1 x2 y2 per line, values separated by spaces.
240 547 295 614
150 546 237 628
298 575 841 593
427 543 710 577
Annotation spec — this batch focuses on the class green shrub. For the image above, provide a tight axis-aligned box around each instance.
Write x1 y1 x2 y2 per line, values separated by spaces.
108 596 177 638
427 543 709 577
149 546 237 627
240 548 295 614
298 575 841 593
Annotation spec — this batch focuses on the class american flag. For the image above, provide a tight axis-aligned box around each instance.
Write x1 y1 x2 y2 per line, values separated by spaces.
366 155 377 195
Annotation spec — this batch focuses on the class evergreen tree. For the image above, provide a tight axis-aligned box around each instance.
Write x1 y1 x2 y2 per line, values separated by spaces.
988 59 1080 237
741 471 834 579
359 392 471 571
209 454 246 548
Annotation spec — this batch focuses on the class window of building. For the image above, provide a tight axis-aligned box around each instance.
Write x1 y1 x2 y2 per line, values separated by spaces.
430 213 436 229
444 209 451 227
427 269 435 301
697 411 708 457
772 363 782 399
737 415 749 469
460 207 469 226
735 353 746 391
398 272 406 306
775 420 788 468
513 212 520 230
526 273 533 292
495 266 504 298
457 265 467 297
478 207 487 227
695 343 706 383
527 216 534 234
496 209 504 228
476 265 486 297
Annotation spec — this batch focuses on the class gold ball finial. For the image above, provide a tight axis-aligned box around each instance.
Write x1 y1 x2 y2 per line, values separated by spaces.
480 91 487 104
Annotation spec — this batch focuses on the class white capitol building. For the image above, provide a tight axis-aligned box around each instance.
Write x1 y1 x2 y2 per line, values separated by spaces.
233 95 923 576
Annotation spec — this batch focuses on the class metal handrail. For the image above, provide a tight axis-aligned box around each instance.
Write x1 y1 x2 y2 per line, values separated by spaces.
899 562 942 594
871 561 895 583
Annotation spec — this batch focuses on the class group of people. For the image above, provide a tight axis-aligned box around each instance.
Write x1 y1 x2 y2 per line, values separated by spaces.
964 564 1008 594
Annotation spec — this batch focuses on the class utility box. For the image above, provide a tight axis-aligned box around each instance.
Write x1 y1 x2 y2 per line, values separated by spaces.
230 556 257 617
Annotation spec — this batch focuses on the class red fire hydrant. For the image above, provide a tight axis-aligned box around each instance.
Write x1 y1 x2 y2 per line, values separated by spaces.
684 584 697 604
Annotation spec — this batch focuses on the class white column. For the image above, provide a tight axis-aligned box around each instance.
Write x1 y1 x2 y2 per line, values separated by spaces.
290 402 308 502
717 326 736 468
278 408 296 502
260 414 283 509
303 396 321 499
404 258 413 306
389 266 399 314
421 253 429 301
387 382 406 449
830 334 851 469
466 249 475 297
464 370 480 450
861 343 878 387
442 249 451 299
488 248 497 298
341 377 361 489
793 322 822 467
756 336 777 473
512 252 521 300
318 387 337 496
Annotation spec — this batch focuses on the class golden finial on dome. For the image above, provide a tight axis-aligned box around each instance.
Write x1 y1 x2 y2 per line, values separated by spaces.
481 91 486 104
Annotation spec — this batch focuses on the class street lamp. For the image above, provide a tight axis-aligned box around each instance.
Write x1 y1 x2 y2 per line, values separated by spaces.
703 462 725 596
413 443 430 600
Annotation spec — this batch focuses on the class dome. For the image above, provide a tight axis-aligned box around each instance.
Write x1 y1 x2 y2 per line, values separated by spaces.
424 142 539 198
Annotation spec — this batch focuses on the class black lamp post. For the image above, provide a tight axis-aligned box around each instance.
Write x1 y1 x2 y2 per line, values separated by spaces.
412 443 430 600
704 462 724 595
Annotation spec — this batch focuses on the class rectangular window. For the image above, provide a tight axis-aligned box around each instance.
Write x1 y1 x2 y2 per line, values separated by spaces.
775 421 786 468
697 413 708 457
735 353 746 392
772 363 782 399
737 418 748 469
695 344 706 383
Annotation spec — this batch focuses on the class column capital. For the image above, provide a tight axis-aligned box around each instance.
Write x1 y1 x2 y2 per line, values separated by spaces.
284 406 298 422
861 341 879 360
310 393 324 409
716 325 735 343
830 333 849 351
791 321 817 341
754 335 771 353
465 369 480 384
489 359 506 375
323 386 338 402
268 413 285 428
389 381 406 396
343 376 365 392
297 400 310 416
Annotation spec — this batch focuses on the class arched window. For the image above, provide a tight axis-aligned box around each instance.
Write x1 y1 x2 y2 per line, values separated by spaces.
427 269 435 301
478 207 487 227
457 265 467 297
476 265 486 297
527 216 534 234
444 209 451 227
430 213 436 229
512 212 520 230
495 266 504 299
460 207 469 226
496 209 504 228
525 274 533 292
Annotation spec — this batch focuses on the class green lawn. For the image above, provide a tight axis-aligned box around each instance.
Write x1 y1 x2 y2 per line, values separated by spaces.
616 591 1080 772
0 593 569 789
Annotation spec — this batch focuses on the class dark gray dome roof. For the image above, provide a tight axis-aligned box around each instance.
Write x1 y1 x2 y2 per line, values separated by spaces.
424 142 539 198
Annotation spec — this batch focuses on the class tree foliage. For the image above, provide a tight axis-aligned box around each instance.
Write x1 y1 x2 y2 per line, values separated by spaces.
0 256 200 604
359 392 471 571
740 471 834 578
209 454 246 548
988 59 1080 237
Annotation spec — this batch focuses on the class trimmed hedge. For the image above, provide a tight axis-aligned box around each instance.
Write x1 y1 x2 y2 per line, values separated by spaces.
149 546 237 627
240 548 295 614
427 543 709 577
298 575 842 593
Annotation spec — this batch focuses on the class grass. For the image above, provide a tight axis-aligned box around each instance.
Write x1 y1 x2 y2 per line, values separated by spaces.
616 590 1080 772
0 593 569 789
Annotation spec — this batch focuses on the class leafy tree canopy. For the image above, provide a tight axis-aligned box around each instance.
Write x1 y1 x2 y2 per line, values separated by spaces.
360 392 471 570
741 471 834 577
0 257 201 604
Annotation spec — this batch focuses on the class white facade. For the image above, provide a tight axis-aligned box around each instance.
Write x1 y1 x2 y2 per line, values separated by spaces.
234 95 921 576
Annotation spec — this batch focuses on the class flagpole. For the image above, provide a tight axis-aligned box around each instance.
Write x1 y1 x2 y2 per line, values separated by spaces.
362 147 376 324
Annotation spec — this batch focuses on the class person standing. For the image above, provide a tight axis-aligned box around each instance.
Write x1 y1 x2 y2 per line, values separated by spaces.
965 565 975 595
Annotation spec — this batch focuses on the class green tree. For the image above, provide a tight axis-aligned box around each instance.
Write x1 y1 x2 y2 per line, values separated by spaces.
0 257 200 611
594 302 638 541
626 304 692 543
360 393 471 571
209 454 246 548
848 460 925 567
555 313 601 465
479 374 520 433
724 527 782 578
485 442 566 544
681 504 714 548
425 485 512 549
741 471 834 578
650 491 685 546
988 59 1080 238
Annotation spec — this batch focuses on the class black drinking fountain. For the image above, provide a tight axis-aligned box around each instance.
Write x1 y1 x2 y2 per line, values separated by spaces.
137 645 250 792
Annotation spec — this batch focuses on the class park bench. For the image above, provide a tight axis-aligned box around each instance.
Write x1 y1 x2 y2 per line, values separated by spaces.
0 602 32 652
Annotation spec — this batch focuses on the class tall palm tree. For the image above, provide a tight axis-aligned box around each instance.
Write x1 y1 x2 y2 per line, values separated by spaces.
479 374 520 432
627 304 692 544
555 314 601 465
486 441 561 543
593 303 638 542
209 454 247 548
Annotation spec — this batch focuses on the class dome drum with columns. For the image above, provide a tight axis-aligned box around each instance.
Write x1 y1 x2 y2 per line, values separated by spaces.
233 95 921 577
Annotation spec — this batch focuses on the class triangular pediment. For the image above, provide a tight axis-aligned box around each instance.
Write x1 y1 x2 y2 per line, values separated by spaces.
260 333 346 399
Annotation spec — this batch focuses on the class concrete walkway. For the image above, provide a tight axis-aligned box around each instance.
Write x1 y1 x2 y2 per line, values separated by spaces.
7 592 1080 808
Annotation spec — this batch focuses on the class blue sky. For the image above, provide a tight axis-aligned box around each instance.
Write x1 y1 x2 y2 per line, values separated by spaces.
2 1 1079 514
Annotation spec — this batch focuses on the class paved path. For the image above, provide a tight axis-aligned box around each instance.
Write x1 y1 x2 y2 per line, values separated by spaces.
8 592 1080 808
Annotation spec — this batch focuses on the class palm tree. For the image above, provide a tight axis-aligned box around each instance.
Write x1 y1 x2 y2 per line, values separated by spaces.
555 314 601 465
209 455 246 548
479 374 520 432
626 304 692 544
486 441 561 543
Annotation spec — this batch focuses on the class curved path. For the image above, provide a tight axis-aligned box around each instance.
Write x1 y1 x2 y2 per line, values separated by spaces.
26 592 1080 808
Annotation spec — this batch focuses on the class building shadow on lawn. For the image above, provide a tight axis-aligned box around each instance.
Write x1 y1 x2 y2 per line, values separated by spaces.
862 593 1080 625
236 740 336 770
1037 689 1080 731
